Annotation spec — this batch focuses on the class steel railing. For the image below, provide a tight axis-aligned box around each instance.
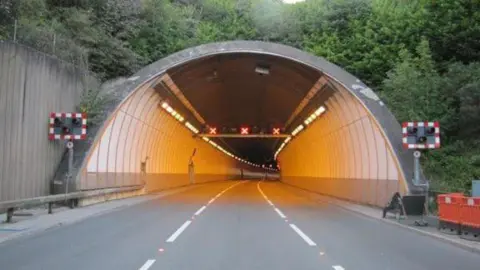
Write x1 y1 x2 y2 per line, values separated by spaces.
0 185 144 223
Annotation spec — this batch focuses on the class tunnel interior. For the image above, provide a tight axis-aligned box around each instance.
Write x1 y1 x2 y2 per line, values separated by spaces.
79 43 409 207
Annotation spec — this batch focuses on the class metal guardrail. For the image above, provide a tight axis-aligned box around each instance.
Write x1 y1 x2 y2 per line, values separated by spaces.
0 185 144 223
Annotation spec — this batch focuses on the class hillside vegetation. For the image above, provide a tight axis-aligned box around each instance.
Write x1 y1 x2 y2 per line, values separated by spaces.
1 0 479 192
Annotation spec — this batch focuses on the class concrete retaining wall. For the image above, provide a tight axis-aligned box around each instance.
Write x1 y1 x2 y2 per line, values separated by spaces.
0 41 95 202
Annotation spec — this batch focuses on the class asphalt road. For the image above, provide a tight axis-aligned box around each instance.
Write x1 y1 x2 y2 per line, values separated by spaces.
0 180 478 270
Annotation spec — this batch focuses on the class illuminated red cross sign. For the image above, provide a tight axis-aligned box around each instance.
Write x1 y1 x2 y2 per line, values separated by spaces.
240 127 250 135
272 128 281 135
209 127 217 135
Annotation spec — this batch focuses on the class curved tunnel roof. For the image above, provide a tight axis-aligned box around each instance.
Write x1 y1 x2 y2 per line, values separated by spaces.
78 41 420 195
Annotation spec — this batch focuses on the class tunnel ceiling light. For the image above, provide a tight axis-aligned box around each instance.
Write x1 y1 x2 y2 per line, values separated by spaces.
315 106 326 116
274 136 292 160
185 122 199 134
255 65 270 75
304 106 326 126
291 124 304 136
160 102 185 123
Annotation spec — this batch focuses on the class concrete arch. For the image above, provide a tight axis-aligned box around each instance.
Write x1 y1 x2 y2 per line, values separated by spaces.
76 41 419 207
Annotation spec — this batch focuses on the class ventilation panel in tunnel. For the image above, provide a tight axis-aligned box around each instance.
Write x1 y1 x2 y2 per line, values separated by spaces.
77 41 418 205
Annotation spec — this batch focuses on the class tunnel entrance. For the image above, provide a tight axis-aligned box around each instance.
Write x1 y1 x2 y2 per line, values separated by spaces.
78 41 417 207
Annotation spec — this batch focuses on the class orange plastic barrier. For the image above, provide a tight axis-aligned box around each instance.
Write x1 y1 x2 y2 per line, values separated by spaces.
460 197 480 228
437 193 464 225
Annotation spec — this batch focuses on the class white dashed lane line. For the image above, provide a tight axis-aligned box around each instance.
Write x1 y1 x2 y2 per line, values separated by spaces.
274 207 287 218
165 181 246 243
194 206 207 216
166 220 192 243
256 182 346 269
138 259 155 270
289 224 317 246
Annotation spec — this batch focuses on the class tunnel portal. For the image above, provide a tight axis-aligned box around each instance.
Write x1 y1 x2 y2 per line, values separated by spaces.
78 41 416 207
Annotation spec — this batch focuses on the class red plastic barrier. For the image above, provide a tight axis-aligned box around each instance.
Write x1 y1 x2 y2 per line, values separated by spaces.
460 197 480 228
437 193 464 224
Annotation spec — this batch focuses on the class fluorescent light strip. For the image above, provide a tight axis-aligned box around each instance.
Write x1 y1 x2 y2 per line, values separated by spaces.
291 125 304 136
185 122 199 134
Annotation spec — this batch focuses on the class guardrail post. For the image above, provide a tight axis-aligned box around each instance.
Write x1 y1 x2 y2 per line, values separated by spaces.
6 208 14 223
48 202 53 214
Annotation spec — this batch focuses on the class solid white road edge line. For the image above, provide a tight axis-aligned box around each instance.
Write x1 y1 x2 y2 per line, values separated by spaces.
138 259 156 270
166 220 192 242
289 224 317 246
274 208 287 218
194 206 207 216
332 266 345 270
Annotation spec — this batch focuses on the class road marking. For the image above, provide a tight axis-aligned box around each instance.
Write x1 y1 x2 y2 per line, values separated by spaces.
332 266 345 270
166 220 192 242
274 208 286 218
289 224 317 246
194 206 207 215
139 260 155 270
267 200 274 206
165 181 245 244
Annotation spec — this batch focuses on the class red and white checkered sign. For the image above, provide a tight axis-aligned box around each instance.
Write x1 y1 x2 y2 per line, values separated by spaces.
49 112 87 140
402 121 440 149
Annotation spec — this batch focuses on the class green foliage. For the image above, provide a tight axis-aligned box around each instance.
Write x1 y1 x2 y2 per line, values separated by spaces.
78 88 112 127
1 0 479 191
382 40 480 190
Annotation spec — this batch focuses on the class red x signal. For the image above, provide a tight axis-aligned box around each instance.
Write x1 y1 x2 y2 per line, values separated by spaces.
209 127 217 135
240 127 250 135
272 128 280 135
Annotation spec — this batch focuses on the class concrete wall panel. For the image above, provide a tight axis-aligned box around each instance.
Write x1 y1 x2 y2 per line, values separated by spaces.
0 42 92 202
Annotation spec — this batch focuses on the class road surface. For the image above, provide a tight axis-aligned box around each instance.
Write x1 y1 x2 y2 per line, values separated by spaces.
0 180 478 270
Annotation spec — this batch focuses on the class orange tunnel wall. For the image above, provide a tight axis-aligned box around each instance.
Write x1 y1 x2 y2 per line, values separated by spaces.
79 82 240 193
278 83 407 207
79 76 405 206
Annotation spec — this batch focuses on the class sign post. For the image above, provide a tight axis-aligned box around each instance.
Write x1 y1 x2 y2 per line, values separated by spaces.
65 141 74 204
402 121 440 226
49 112 87 205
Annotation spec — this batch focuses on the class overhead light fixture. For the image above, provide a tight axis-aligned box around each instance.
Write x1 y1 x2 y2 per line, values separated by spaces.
255 65 270 75
304 105 326 126
291 124 304 136
185 122 199 134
